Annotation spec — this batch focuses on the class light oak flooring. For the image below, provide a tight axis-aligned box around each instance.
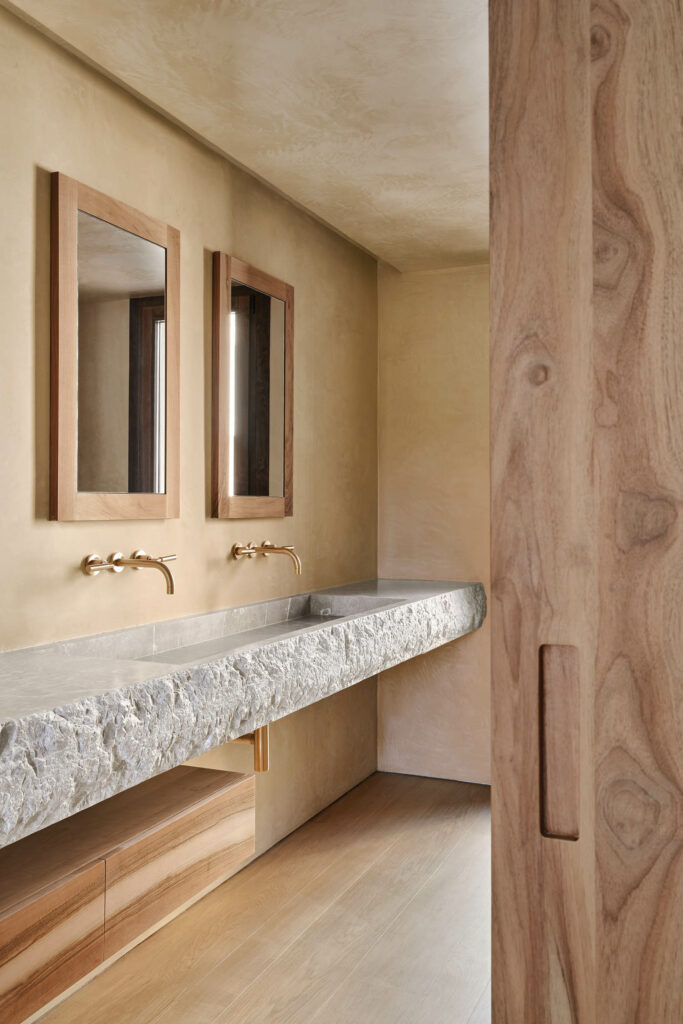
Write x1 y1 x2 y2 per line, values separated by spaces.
40 773 491 1024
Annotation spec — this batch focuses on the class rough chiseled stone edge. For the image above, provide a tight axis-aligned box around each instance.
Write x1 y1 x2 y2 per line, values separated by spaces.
0 584 485 847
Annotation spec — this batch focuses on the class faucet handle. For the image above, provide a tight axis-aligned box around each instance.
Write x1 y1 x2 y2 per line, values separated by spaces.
126 550 177 567
123 549 149 569
232 542 257 560
82 552 124 576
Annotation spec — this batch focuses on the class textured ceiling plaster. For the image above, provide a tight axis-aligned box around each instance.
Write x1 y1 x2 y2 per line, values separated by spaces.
3 0 489 270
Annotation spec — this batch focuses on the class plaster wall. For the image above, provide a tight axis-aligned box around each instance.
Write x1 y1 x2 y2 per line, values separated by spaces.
0 8 379 848
377 263 491 784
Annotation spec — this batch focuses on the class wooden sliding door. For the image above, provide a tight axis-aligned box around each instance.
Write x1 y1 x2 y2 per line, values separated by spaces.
490 1 596 1020
490 1 682 1022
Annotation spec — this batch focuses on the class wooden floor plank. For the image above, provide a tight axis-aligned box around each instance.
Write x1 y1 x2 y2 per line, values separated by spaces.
309 795 490 1024
151 776 451 1023
467 980 492 1024
39 773 422 1024
39 774 491 1024
210 780 489 1024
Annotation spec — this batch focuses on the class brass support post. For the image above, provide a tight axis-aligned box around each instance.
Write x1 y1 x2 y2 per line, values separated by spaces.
234 724 270 772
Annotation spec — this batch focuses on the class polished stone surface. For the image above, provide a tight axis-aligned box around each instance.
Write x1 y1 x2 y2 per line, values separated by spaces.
0 580 486 847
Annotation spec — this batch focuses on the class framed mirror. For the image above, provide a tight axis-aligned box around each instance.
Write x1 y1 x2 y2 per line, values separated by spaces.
212 253 293 518
50 172 179 520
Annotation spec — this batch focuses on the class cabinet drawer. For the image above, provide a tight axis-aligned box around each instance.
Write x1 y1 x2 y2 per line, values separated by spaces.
104 772 255 955
0 767 254 1021
0 861 105 1024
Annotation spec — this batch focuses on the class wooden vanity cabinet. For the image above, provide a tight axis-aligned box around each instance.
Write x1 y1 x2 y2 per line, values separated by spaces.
0 861 105 1024
0 767 255 1023
103 768 255 956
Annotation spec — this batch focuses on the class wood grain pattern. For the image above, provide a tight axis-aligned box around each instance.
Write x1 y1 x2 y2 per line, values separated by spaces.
591 2 683 1020
49 172 78 523
212 252 293 519
0 767 249 915
0 768 254 1023
0 861 104 1024
218 494 286 518
490 1 596 1021
230 258 290 304
104 773 255 956
304 794 490 1024
540 645 580 840
76 182 169 249
37 775 490 1024
38 771 414 1024
50 172 180 520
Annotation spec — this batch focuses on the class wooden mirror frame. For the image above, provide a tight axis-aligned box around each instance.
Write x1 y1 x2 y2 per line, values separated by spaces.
212 253 294 519
50 172 180 521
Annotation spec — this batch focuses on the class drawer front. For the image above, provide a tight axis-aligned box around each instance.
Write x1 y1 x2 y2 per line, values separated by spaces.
104 774 255 955
0 860 105 1024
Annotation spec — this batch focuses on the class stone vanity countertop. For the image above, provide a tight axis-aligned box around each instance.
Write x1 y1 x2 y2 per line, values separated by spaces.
0 579 486 847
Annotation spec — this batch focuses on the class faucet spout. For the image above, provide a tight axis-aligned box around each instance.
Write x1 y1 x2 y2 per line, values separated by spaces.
115 551 177 594
279 546 303 575
150 558 176 595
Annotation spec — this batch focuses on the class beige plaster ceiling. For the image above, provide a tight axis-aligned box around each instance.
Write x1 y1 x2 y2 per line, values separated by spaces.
4 0 489 270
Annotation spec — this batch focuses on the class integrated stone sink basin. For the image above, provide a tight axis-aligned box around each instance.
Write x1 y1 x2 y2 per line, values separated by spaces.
141 593 405 666
142 612 343 667
0 579 486 847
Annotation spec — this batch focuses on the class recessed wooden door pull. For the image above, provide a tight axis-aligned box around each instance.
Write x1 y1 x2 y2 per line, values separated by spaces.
539 644 580 841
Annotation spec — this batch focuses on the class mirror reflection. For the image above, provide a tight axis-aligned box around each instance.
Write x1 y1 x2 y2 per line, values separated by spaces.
77 211 166 494
229 282 285 497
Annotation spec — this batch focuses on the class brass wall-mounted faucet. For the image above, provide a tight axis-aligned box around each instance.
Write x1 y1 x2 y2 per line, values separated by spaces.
231 540 302 575
82 550 177 594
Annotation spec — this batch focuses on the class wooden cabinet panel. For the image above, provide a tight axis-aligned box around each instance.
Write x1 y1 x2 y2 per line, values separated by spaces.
104 774 255 956
0 861 105 1024
0 767 255 1022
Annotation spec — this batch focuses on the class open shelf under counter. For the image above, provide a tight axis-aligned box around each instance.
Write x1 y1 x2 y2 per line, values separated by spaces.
0 766 255 1024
